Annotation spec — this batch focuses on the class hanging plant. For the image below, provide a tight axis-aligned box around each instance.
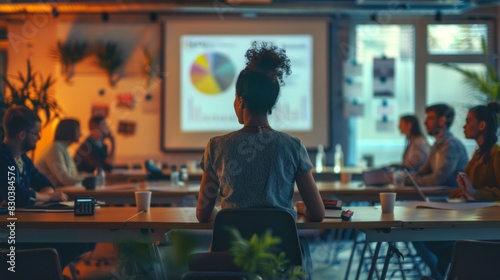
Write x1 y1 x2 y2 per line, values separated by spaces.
95 41 124 87
142 46 160 88
51 40 92 83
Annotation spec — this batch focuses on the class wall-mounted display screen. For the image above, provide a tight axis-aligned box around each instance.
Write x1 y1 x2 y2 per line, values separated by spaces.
163 19 329 151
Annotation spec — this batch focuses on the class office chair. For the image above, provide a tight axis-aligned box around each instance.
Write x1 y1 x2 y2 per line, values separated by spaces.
184 208 312 280
445 240 500 280
0 248 63 280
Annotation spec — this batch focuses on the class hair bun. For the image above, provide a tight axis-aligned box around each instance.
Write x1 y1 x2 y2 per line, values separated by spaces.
487 102 500 114
244 41 291 85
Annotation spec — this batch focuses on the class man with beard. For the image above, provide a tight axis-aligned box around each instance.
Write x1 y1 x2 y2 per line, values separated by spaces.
0 106 67 207
411 104 469 280
412 103 468 187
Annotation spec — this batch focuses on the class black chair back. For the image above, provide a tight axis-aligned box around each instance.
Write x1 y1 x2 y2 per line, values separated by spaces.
447 240 500 280
211 208 303 268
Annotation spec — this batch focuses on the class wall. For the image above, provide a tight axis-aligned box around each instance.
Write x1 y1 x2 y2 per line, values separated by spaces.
5 14 203 166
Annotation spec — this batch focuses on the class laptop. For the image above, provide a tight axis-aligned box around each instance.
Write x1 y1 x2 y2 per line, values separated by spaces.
403 169 430 202
362 168 391 186
403 169 463 203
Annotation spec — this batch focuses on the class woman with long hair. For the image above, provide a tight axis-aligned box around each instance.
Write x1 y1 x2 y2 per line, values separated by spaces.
196 42 325 223
398 115 430 171
36 118 85 187
457 102 500 200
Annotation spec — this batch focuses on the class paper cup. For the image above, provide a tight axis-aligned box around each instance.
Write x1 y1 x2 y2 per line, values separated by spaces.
393 171 405 188
135 191 152 212
341 172 352 184
379 192 397 213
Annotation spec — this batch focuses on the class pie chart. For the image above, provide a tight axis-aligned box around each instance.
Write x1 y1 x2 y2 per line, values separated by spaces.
190 52 236 95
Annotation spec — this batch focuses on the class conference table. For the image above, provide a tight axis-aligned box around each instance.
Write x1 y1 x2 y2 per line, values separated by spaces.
61 181 454 206
2 205 500 243
2 205 500 279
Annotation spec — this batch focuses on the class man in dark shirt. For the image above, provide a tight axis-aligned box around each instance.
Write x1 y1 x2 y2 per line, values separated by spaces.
74 115 114 173
0 106 67 207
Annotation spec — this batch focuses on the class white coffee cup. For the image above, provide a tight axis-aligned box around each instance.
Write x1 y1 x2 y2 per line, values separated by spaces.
379 192 397 213
135 191 152 212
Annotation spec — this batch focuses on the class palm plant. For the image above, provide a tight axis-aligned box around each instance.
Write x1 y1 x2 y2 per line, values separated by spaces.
0 59 62 139
441 38 499 102
95 41 124 87
51 40 92 83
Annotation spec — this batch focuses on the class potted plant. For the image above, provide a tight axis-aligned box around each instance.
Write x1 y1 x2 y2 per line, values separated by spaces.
51 40 92 83
227 227 307 280
0 59 62 140
95 41 125 87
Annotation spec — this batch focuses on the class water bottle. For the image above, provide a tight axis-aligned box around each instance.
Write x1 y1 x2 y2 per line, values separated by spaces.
170 165 179 186
315 145 325 173
334 144 344 174
180 164 189 186
95 167 105 189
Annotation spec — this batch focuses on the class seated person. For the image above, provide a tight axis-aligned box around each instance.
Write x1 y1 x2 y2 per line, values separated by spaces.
453 102 500 201
196 42 325 223
411 104 468 187
0 106 68 207
74 115 114 173
398 115 430 171
414 104 499 280
36 119 85 187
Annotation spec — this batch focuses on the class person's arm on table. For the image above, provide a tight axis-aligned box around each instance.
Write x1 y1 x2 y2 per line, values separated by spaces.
415 142 461 186
196 171 219 223
34 186 68 205
44 145 84 186
28 158 68 205
295 171 325 222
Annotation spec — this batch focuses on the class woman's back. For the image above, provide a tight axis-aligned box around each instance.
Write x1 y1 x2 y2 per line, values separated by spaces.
201 130 312 217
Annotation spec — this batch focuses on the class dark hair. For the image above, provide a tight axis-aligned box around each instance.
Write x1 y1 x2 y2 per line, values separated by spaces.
426 103 455 128
469 102 500 162
400 115 424 138
3 106 40 139
235 41 291 114
54 119 80 142
89 115 105 129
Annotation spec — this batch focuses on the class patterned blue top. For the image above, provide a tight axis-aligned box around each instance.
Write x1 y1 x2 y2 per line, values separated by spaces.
200 130 313 218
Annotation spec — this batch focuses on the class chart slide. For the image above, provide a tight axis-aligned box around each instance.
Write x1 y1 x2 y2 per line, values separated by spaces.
190 52 236 95
180 35 313 132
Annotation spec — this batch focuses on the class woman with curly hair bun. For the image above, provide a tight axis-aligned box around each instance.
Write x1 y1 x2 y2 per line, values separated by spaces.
455 102 500 201
196 42 325 223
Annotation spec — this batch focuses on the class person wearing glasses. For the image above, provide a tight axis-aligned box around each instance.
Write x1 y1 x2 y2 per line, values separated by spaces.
36 119 85 187
0 106 68 207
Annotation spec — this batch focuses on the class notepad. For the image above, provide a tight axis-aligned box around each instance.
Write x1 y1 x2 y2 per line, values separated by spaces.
398 201 500 210
325 209 343 218
17 203 74 213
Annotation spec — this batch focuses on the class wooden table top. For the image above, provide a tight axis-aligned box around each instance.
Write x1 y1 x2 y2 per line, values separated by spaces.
3 207 141 229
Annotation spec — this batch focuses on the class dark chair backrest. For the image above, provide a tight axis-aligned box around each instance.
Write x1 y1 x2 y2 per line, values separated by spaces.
446 240 500 280
0 248 63 280
211 208 303 268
